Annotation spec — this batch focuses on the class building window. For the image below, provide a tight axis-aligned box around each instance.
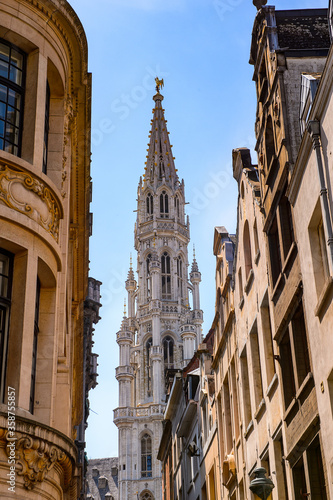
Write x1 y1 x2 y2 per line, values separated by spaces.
146 338 152 396
30 278 40 413
292 435 327 499
265 115 275 171
0 40 25 156
0 249 13 402
268 215 282 287
146 254 152 298
161 252 171 299
279 301 310 409
177 256 183 296
163 336 174 370
42 81 50 174
160 191 169 218
175 195 180 219
243 220 252 280
249 321 263 408
141 433 152 477
146 192 153 217
240 346 252 429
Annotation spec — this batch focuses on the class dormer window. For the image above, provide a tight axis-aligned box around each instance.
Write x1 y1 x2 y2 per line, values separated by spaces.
160 191 169 218
0 39 25 156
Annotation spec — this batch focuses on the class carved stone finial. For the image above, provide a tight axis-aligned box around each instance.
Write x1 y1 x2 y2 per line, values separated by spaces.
253 0 267 10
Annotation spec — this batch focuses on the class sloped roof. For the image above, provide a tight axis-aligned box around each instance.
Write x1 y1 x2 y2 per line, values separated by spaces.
275 9 330 51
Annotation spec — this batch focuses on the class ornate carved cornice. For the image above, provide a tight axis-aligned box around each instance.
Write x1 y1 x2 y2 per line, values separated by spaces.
0 414 76 494
0 162 63 242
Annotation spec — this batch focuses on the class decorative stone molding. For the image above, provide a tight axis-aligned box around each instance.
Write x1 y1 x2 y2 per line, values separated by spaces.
0 414 76 495
15 436 65 490
0 163 62 242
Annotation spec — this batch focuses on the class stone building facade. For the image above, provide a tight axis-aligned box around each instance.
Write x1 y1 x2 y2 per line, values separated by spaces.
210 3 333 500
114 86 203 500
0 1 99 499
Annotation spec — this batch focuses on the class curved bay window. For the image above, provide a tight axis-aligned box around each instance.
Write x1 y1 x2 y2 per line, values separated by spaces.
146 192 153 218
177 256 183 296
146 337 152 396
146 254 152 299
163 336 174 370
0 40 25 156
0 249 13 402
160 190 169 218
141 433 152 477
161 252 171 299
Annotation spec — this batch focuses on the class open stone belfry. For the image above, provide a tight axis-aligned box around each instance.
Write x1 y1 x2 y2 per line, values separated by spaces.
113 83 203 500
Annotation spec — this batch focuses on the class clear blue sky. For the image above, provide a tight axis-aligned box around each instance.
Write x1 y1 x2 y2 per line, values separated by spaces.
68 0 329 459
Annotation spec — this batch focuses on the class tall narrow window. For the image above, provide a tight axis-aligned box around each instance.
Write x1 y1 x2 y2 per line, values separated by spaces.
163 336 174 370
146 337 152 396
268 215 282 287
161 252 171 299
146 254 152 299
42 81 50 174
0 40 25 156
141 433 152 477
146 192 153 217
160 191 169 218
265 115 275 171
243 220 252 280
175 195 180 219
30 278 40 413
278 190 294 260
0 249 13 402
177 256 183 296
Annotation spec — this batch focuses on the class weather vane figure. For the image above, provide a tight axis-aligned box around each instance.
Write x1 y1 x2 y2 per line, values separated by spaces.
155 77 164 93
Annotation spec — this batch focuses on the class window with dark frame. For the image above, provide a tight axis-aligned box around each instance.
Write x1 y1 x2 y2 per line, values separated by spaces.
161 252 171 299
146 192 153 217
30 277 40 413
0 249 13 403
42 81 50 174
0 39 25 156
141 433 152 477
160 190 169 218
279 300 310 410
163 335 174 370
146 253 152 298
146 337 152 396
177 255 183 295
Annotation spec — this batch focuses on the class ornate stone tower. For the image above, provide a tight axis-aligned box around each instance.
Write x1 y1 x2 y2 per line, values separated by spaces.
113 81 203 500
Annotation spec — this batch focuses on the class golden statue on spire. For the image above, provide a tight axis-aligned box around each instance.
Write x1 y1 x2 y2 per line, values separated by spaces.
155 77 164 93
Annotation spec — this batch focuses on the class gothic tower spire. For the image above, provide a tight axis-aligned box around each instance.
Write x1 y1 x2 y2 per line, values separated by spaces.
114 82 203 500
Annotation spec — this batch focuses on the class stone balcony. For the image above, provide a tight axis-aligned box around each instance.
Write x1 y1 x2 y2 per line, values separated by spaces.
113 404 166 424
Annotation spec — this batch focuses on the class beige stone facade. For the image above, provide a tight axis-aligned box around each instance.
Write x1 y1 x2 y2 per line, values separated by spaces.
0 1 97 498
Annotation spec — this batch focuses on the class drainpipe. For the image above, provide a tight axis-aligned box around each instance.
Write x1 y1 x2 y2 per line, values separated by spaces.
307 120 333 274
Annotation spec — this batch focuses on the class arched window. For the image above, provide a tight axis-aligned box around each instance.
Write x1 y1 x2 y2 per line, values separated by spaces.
141 493 153 500
0 39 26 156
141 434 152 477
177 256 183 296
161 252 171 299
175 195 180 219
163 336 174 370
146 254 152 298
160 191 169 218
146 338 152 396
146 193 153 217
243 220 252 280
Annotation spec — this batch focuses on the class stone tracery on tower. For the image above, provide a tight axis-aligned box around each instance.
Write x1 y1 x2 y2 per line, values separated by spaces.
114 83 203 500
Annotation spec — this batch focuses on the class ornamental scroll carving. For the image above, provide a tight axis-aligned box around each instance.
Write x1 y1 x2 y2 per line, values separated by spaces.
15 436 63 490
0 164 61 242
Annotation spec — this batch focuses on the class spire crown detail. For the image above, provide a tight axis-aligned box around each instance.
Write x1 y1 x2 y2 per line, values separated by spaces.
143 81 179 190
